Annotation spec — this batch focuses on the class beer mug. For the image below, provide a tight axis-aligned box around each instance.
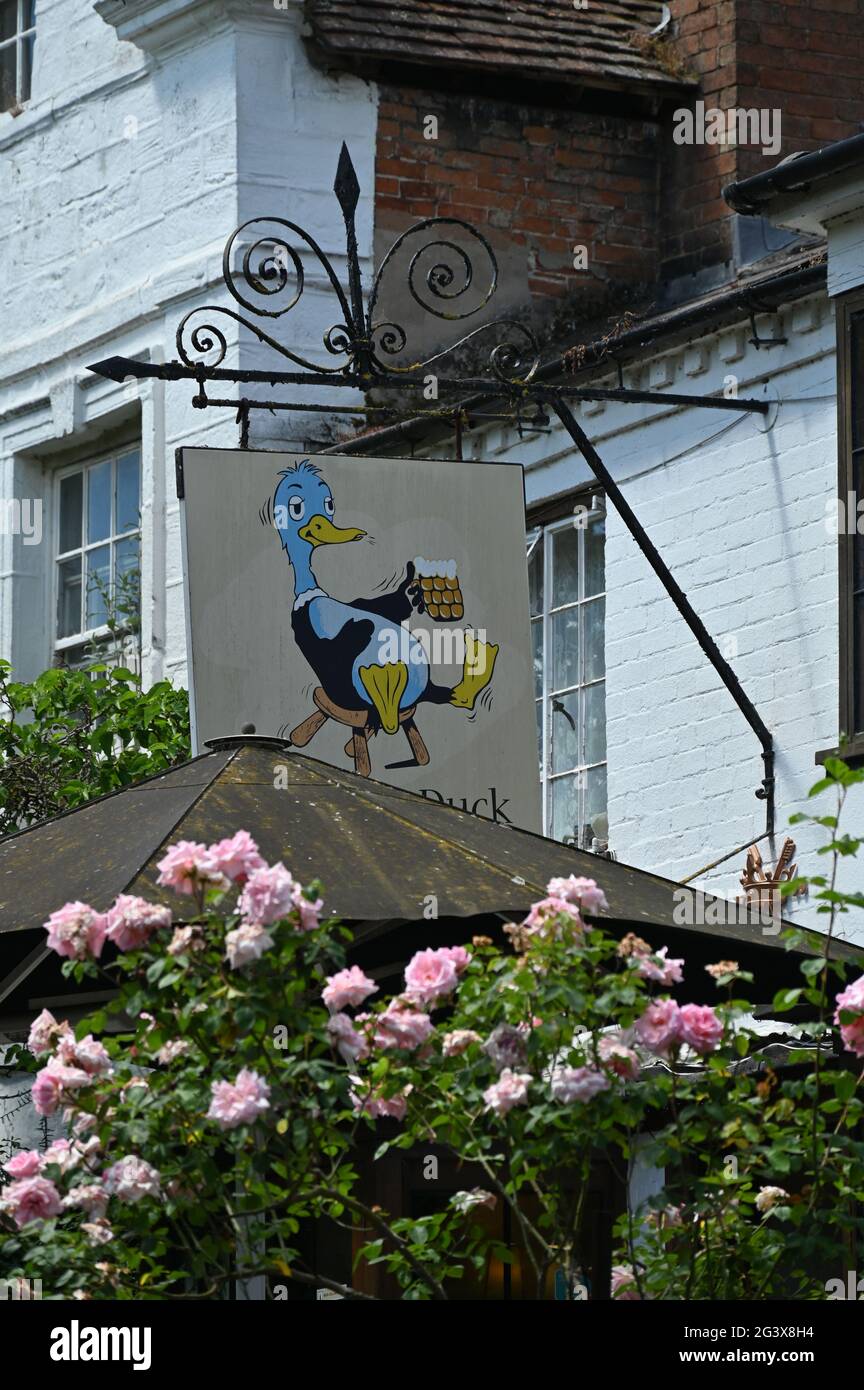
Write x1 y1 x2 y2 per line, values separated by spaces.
411 557 464 621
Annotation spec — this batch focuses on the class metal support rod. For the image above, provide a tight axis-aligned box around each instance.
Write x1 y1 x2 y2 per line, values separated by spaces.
87 357 770 415
549 397 775 837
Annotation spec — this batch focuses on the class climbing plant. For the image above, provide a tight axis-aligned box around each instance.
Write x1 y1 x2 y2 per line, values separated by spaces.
0 660 190 835
0 768 862 1300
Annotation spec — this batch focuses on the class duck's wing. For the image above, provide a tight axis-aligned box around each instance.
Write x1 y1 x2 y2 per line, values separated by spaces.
347 562 421 622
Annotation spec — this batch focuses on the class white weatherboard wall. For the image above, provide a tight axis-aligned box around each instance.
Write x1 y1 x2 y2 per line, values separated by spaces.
463 294 863 944
0 0 377 689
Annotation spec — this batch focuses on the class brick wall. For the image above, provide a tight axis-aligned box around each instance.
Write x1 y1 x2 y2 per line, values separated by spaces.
663 0 864 283
375 86 659 322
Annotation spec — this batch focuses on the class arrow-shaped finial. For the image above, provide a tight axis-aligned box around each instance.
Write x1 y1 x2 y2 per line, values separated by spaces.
334 142 360 219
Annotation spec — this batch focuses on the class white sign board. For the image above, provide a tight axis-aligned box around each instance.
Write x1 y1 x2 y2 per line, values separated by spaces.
179 449 541 832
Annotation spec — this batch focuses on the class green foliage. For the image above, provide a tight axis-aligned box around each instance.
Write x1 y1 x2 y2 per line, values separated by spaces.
0 660 190 834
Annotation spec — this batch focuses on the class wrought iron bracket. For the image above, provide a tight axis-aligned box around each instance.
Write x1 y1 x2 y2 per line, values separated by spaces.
89 144 769 431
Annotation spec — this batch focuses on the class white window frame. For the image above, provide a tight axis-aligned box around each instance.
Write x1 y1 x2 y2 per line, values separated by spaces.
0 0 35 112
529 496 607 847
53 448 142 666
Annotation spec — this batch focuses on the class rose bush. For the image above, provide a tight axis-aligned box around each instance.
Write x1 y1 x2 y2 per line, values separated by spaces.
0 768 863 1300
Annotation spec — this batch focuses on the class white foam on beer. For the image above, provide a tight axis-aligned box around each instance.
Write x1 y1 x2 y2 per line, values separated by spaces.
413 556 457 580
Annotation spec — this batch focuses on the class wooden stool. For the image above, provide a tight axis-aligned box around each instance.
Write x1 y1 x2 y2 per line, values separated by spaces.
288 686 429 777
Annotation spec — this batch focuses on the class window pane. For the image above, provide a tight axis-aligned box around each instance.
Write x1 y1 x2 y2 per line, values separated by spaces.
0 2 16 42
584 681 606 767
114 535 140 623
586 763 608 842
22 1 35 28
552 525 579 607
551 772 581 844
550 690 579 775
20 31 32 102
585 512 605 598
57 557 82 639
551 607 579 691
85 545 111 629
58 472 83 554
116 450 140 534
531 617 543 699
584 597 605 683
0 40 14 109
87 461 111 543
528 540 543 617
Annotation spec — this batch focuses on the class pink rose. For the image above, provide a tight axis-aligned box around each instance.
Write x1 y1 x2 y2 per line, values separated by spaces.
167 924 204 957
598 1034 640 1080
550 1066 609 1103
82 1219 114 1246
678 1003 723 1055
404 948 459 1008
5 1150 42 1179
62 1184 109 1219
156 1040 191 1065
442 1029 482 1057
32 1059 92 1116
105 895 172 951
483 1068 531 1116
327 1013 370 1063
2 1175 63 1228
834 976 864 1057
521 895 581 936
237 863 298 926
291 885 323 932
206 1068 271 1130
57 1033 112 1077
634 946 684 987
156 840 227 896
352 1088 409 1121
43 902 107 961
634 998 682 1056
104 1155 161 1203
322 966 378 1014
611 1265 641 1300
224 922 274 969
440 945 471 975
206 830 266 885
42 1139 92 1176
27 1008 72 1057
373 1000 434 1051
546 875 609 915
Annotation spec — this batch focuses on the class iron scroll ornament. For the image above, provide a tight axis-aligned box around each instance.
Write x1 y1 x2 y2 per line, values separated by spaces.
173 149 541 390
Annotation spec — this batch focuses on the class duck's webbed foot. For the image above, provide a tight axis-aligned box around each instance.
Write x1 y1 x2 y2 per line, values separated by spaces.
450 636 499 710
358 661 408 734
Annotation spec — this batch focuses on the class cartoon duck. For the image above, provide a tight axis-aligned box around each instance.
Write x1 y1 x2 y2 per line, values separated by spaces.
273 461 498 741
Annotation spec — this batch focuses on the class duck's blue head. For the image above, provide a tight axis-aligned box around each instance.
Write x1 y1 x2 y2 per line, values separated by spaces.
273 461 365 594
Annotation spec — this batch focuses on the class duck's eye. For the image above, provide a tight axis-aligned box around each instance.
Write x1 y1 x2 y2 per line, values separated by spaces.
323 496 335 517
288 497 305 521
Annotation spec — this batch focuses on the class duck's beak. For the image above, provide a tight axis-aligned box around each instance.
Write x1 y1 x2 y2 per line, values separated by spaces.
298 515 366 548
